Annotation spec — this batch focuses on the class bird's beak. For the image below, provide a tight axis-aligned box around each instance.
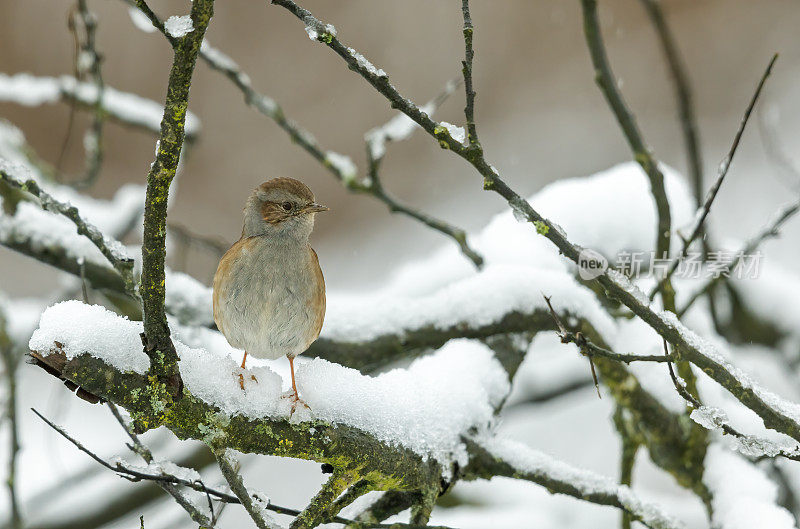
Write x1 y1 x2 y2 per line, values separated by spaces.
301 202 330 214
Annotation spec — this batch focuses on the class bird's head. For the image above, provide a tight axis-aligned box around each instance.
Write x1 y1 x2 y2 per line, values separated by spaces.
242 177 329 240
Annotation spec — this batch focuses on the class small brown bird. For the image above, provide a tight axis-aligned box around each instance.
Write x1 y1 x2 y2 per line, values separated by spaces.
212 178 328 406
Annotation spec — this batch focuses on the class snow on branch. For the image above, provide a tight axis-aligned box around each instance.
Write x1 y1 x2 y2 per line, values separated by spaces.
704 444 796 529
463 436 683 529
28 300 692 527
0 73 201 140
0 169 135 292
30 300 508 469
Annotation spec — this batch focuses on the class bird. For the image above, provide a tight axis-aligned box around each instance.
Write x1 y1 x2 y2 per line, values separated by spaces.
212 177 328 408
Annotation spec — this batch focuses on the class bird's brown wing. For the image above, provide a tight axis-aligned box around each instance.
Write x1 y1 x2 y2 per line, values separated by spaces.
309 246 326 341
213 237 258 335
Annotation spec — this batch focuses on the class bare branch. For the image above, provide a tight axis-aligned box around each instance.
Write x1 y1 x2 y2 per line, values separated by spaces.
678 197 800 317
124 0 482 268
140 0 214 390
215 450 282 529
649 54 778 299
638 0 703 208
460 0 478 146
579 0 672 273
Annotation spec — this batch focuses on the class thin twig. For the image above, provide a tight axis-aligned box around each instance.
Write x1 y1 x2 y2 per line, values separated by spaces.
579 0 672 277
0 310 21 529
544 295 674 400
649 54 779 299
214 450 282 529
662 341 800 462
639 0 703 209
460 0 478 146
678 198 800 316
73 0 107 188
107 403 215 528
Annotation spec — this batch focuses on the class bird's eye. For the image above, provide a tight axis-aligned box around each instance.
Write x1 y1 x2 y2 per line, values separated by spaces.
281 202 292 211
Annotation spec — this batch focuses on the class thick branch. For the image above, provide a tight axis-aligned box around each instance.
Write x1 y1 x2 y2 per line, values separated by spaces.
28 349 442 493
140 0 213 383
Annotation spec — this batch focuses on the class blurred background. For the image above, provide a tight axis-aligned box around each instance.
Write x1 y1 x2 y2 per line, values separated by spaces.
2 0 799 295
1 1 800 528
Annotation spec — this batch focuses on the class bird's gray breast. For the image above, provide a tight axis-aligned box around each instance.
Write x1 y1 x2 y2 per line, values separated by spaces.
217 237 319 360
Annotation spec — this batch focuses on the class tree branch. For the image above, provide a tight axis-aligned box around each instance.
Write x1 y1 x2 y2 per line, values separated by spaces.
649 54 778 299
460 0 478 146
0 170 135 293
0 73 200 141
462 437 682 529
215 449 282 529
140 0 213 389
579 0 672 271
638 0 703 209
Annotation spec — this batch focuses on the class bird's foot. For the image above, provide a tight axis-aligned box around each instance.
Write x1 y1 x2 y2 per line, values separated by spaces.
282 389 310 413
236 371 258 390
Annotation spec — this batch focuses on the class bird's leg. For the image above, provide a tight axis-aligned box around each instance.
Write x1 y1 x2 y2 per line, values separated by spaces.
289 355 298 396
238 351 247 390
287 356 309 411
237 351 257 390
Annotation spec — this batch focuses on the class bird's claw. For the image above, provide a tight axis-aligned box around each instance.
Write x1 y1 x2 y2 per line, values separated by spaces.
236 371 258 390
282 389 310 413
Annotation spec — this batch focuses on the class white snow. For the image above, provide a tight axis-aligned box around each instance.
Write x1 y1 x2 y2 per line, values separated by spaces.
346 48 387 78
482 436 683 529
0 73 201 137
324 151 357 183
0 72 60 105
437 121 466 145
703 444 796 529
29 301 510 466
689 405 728 430
165 15 193 38
299 340 509 465
324 265 616 345
127 7 156 33
29 301 149 374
